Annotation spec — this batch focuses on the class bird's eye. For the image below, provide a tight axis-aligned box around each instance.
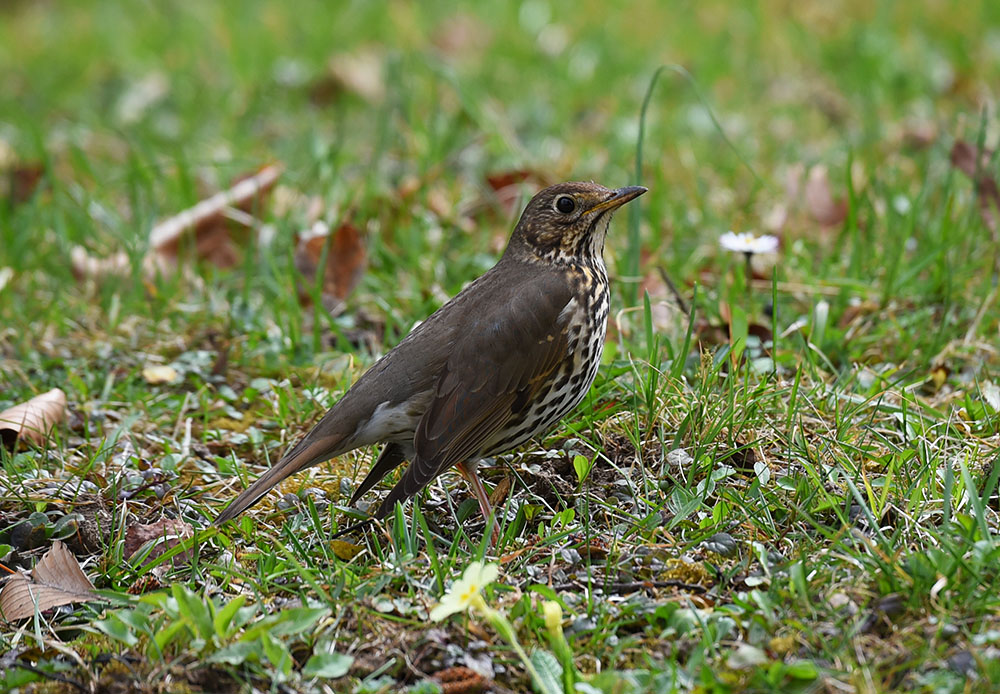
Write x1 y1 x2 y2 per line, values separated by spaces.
555 196 576 214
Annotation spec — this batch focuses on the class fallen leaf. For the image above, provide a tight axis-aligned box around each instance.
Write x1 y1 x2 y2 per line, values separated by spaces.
149 162 283 265
748 323 773 347
805 165 847 227
694 318 729 347
0 138 44 206
485 170 537 192
487 475 512 508
485 169 548 216
0 388 66 449
294 220 367 314
927 364 949 392
949 139 992 180
0 541 99 621
123 517 194 567
4 162 44 205
331 540 364 561
575 536 609 560
142 364 178 385
72 164 282 283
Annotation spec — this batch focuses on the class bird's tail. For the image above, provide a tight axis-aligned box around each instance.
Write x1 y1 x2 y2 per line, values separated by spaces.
215 434 346 525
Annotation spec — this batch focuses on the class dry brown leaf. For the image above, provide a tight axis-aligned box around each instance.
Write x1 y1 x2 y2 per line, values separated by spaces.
804 165 847 227
487 475 512 509
4 162 44 205
294 220 367 313
0 140 44 205
123 517 194 567
485 169 539 191
949 139 994 180
485 169 550 216
0 541 98 621
71 164 282 283
0 388 66 449
149 163 283 262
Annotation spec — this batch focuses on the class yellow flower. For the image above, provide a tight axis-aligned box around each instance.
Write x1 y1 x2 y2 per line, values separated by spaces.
429 561 500 621
542 600 563 636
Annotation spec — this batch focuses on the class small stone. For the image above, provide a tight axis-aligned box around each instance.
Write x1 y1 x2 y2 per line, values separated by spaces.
276 493 300 511
667 448 693 472
560 548 582 566
702 532 738 557
947 650 976 677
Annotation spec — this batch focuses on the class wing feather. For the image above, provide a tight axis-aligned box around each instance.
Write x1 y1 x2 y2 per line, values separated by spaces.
371 272 575 518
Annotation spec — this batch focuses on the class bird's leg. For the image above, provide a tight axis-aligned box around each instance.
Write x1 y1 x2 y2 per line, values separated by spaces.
456 460 501 546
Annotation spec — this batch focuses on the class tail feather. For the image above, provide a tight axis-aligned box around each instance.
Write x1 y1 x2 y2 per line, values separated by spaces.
349 443 408 505
215 433 348 525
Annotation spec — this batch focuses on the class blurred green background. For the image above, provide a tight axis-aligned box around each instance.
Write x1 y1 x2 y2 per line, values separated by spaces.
3 0 997 297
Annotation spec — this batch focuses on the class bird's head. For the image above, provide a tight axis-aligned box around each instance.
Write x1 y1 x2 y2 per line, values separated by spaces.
506 182 647 266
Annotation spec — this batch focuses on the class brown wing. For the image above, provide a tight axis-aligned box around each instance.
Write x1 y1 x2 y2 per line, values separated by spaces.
371 272 573 518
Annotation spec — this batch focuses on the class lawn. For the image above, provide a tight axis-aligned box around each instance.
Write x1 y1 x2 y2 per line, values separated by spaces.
2 1 1000 692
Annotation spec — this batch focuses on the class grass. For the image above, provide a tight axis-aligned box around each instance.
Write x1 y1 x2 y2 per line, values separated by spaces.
2 0 1000 692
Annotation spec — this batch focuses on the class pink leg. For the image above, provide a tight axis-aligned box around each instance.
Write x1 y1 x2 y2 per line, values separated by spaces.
456 461 501 545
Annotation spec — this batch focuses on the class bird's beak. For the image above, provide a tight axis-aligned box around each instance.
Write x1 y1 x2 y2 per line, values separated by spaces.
585 185 648 215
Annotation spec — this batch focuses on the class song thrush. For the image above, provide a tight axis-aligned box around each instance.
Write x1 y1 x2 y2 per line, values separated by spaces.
216 181 647 541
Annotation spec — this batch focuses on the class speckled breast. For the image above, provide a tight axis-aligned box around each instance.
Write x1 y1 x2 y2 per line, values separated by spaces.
483 267 610 456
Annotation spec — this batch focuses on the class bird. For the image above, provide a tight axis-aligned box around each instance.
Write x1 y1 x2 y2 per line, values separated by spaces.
215 181 647 542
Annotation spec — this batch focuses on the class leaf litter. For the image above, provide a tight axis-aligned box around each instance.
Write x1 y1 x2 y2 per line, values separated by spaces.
72 163 283 281
0 540 99 621
0 388 66 449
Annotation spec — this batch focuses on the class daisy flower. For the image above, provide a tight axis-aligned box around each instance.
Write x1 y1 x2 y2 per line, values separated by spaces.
719 230 779 255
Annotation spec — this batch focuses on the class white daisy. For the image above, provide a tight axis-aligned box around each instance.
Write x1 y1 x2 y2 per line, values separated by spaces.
719 231 779 255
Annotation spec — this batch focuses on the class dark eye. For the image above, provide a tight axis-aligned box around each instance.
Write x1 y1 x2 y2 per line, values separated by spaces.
555 195 576 214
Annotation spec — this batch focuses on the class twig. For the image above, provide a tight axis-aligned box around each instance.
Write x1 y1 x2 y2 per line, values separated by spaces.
656 265 690 316
6 660 88 693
